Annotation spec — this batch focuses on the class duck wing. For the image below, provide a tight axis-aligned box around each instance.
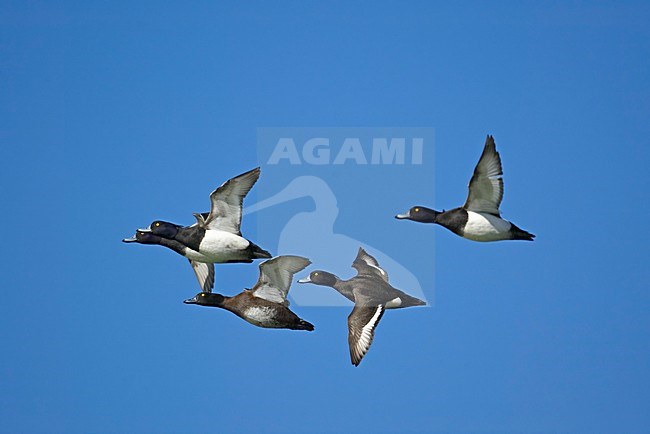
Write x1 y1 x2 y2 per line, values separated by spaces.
189 260 215 293
204 167 261 235
347 303 385 366
190 212 210 228
463 135 504 217
351 247 389 283
252 256 311 306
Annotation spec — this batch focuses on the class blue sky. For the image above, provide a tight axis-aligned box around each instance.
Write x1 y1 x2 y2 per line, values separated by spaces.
1 1 649 433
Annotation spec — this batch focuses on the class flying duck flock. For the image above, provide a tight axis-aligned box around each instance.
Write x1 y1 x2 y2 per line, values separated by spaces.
124 135 534 366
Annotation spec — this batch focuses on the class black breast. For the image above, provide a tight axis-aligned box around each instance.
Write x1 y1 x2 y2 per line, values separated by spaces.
435 208 468 236
175 226 206 251
159 238 189 256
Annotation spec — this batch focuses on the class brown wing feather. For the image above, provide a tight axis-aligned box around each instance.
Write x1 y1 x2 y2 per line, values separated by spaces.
347 305 385 366
351 247 389 283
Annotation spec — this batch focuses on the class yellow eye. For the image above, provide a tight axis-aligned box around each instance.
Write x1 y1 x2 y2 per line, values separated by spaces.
415 208 420 212
314 272 319 276
155 222 160 227
201 293 205 297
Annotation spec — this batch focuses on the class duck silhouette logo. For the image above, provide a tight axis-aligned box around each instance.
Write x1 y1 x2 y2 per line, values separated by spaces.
244 175 429 307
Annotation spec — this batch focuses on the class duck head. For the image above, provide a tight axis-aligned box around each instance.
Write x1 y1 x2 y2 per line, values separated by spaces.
184 292 225 306
122 230 163 244
395 206 440 223
297 270 338 287
139 220 181 238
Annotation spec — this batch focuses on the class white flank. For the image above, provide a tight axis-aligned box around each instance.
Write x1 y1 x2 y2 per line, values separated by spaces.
384 297 402 309
244 306 275 324
198 230 251 262
463 211 512 242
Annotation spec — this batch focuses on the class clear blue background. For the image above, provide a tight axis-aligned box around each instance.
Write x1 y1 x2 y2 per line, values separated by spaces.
1 1 649 433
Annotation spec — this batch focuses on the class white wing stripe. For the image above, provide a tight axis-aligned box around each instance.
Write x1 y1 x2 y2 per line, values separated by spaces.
354 306 383 360
367 262 387 277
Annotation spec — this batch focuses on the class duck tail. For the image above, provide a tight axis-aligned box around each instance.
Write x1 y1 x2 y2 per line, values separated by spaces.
510 223 535 241
404 294 427 307
293 319 315 331
248 241 272 259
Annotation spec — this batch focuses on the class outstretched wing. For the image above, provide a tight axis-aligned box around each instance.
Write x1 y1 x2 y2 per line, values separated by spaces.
351 247 389 283
252 256 311 306
204 167 261 234
463 135 504 216
189 260 215 293
347 304 385 366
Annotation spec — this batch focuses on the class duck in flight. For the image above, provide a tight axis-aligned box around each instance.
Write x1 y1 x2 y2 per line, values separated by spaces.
124 167 271 279
123 229 215 292
298 248 425 366
396 135 535 242
184 256 314 331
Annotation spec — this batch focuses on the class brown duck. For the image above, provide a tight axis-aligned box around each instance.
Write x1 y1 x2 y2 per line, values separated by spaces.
184 256 314 331
298 247 425 365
